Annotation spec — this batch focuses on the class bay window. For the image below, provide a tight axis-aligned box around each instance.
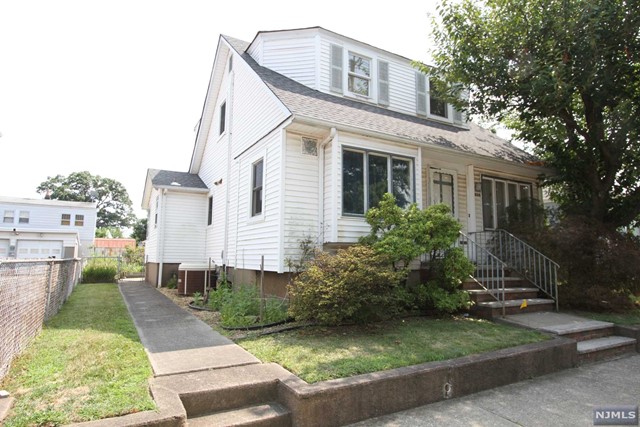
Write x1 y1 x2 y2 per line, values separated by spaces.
342 149 414 215
481 177 533 229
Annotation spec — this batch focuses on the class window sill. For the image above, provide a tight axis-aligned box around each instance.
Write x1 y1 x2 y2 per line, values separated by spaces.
248 213 265 224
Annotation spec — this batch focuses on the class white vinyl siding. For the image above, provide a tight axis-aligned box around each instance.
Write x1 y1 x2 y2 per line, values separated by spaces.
260 35 317 89
323 140 334 243
161 192 208 263
284 132 320 264
231 53 290 158
230 132 282 272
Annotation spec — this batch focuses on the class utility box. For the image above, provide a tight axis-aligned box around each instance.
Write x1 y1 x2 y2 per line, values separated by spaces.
177 263 217 296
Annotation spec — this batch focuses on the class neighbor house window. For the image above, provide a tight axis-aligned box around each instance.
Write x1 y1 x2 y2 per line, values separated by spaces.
428 77 448 118
348 52 371 97
75 214 84 226
251 159 264 216
18 211 29 224
61 214 71 226
3 210 14 224
342 149 414 215
219 101 226 135
207 196 213 226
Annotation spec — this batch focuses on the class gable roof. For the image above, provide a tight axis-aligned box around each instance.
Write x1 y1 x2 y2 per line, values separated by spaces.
223 32 536 164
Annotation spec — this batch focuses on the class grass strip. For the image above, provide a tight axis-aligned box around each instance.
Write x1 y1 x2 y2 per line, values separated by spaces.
1 283 155 426
239 316 548 383
564 309 640 325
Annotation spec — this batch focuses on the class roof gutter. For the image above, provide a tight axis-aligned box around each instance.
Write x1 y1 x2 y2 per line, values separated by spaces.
291 114 553 176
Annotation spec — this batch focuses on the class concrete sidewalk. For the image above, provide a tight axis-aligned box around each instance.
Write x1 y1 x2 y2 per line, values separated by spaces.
119 281 259 376
351 354 640 426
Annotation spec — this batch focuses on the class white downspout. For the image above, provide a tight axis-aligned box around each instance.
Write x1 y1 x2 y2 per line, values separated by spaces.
157 189 168 288
223 68 235 267
318 128 336 244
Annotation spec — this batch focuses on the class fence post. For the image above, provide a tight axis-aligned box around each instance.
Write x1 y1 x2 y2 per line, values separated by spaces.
45 260 54 318
259 255 265 322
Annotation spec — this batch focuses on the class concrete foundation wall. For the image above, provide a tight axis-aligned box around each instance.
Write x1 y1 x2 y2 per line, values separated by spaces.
229 268 289 297
144 262 180 287
278 337 576 427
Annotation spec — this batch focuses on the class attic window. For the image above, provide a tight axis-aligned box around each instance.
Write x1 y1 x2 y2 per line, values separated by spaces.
219 101 227 135
228 55 233 72
301 137 318 156
348 52 371 97
429 78 448 118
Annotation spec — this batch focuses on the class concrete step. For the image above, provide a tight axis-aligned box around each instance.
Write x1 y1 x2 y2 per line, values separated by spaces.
188 402 291 427
153 363 289 417
577 336 637 364
463 277 530 290
472 298 555 319
467 287 539 303
540 320 615 342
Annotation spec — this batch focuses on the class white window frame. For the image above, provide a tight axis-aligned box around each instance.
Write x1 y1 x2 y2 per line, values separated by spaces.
3 210 15 224
341 147 415 216
61 213 71 226
219 101 227 136
427 77 450 120
207 195 213 226
250 158 265 218
481 176 533 229
347 51 372 98
74 214 84 227
18 211 29 224
429 168 458 218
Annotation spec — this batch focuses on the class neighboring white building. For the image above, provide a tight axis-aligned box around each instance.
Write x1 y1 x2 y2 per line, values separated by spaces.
143 27 548 293
0 196 97 259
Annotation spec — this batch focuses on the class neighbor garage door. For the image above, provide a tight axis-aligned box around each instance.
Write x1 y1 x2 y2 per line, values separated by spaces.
0 239 9 258
16 240 63 259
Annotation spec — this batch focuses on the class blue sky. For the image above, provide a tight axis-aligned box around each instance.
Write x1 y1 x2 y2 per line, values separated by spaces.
0 0 439 217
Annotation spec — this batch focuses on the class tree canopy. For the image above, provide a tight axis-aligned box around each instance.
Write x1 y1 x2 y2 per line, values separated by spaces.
428 0 640 228
37 171 135 229
130 218 147 243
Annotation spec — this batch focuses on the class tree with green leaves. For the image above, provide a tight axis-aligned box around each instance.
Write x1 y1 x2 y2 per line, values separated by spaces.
37 171 135 229
428 0 640 228
131 218 148 243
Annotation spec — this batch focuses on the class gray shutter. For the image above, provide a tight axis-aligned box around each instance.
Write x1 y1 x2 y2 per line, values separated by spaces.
453 108 463 124
378 60 389 106
415 72 427 115
330 44 343 93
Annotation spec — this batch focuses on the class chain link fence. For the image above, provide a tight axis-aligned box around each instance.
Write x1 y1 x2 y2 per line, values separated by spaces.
0 258 82 381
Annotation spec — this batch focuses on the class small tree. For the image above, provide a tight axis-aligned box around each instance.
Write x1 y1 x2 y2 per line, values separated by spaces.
131 218 148 243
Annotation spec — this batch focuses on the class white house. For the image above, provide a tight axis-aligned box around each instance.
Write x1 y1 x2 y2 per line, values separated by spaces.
0 196 97 259
143 27 547 294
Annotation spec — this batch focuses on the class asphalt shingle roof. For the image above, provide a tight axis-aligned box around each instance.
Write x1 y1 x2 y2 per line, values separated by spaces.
149 169 208 189
223 34 536 164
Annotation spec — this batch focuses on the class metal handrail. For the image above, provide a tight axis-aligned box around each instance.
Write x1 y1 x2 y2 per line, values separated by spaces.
470 229 559 311
456 231 506 317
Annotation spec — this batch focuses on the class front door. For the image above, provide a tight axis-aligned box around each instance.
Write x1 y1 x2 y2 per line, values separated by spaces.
430 168 456 217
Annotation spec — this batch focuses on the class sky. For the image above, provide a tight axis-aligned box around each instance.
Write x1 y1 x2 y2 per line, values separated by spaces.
0 0 440 219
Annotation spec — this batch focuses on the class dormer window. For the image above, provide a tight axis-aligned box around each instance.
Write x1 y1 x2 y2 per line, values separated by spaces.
429 78 448 118
348 52 371 97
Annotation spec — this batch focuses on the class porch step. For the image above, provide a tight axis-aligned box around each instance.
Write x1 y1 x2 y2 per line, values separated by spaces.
463 277 531 291
472 298 555 318
188 402 291 427
467 287 539 303
577 336 637 364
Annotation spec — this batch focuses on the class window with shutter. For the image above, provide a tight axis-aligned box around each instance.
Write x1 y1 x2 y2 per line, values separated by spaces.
415 72 427 115
330 44 343 93
453 108 464 124
378 60 389 106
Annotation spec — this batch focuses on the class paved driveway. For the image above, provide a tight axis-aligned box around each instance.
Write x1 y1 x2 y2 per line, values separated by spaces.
350 354 640 427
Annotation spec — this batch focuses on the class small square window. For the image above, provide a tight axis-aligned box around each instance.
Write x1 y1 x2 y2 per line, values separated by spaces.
3 210 14 224
19 211 29 224
61 214 71 226
75 214 84 226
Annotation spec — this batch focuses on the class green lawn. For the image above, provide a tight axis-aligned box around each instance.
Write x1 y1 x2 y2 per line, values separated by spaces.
238 316 548 383
565 309 640 325
0 283 155 427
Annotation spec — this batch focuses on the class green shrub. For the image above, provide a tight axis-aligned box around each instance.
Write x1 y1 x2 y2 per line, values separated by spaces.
192 292 204 306
288 245 406 325
415 283 471 314
215 285 288 328
166 274 177 289
82 264 117 283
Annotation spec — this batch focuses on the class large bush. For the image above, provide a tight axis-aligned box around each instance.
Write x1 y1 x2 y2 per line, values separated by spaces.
82 262 117 283
508 215 640 312
288 245 406 325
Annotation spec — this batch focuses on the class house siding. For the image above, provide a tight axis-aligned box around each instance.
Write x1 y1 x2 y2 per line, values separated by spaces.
283 131 320 264
259 35 317 89
162 191 208 263
229 131 282 272
144 188 160 263
323 140 334 243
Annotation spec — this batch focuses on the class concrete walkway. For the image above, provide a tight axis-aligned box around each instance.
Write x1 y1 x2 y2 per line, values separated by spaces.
350 354 640 427
119 281 259 376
